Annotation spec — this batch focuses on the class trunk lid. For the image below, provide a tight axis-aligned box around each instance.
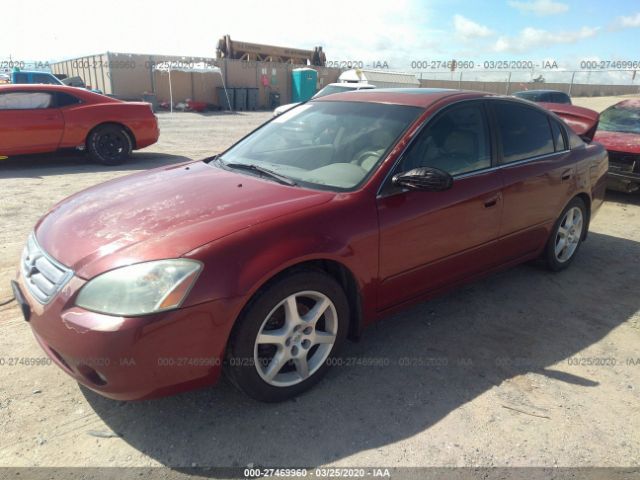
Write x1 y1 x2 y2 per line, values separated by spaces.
540 103 600 142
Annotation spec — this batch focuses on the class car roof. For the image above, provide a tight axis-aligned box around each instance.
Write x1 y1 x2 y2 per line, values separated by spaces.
0 84 85 92
313 88 491 108
325 82 374 88
612 98 640 109
513 89 567 94
311 88 596 134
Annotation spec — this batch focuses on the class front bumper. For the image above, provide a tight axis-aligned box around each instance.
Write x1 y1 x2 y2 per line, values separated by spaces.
607 153 640 193
607 171 640 193
14 272 231 401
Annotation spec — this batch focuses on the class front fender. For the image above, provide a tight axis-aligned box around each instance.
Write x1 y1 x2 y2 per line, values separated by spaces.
183 194 380 324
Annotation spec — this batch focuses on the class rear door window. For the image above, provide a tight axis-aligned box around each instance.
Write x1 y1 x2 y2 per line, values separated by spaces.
493 102 555 163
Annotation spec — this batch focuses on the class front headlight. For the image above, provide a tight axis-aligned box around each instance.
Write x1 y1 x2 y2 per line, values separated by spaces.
76 259 202 316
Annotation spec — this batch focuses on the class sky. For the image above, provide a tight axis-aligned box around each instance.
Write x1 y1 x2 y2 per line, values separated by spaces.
2 0 640 84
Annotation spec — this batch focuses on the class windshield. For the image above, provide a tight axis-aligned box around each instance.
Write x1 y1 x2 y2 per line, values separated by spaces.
218 101 421 190
312 85 360 99
599 105 640 134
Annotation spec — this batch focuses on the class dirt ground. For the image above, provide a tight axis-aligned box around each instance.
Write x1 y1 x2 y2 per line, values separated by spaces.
0 97 638 470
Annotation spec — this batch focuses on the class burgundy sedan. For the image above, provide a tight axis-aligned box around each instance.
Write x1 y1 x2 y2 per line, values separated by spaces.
12 89 607 402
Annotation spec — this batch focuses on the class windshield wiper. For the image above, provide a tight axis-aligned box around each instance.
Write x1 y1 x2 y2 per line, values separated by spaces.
221 161 298 186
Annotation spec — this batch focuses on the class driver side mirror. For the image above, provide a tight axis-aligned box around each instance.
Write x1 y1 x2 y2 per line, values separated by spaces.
392 167 453 192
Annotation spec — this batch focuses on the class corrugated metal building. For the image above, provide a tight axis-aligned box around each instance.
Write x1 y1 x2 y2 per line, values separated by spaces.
51 52 343 108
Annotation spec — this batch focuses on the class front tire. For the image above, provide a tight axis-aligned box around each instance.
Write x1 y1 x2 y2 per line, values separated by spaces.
226 270 349 402
87 125 133 165
544 197 587 271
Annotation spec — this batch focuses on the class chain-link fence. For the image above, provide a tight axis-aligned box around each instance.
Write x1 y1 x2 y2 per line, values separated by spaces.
415 69 640 96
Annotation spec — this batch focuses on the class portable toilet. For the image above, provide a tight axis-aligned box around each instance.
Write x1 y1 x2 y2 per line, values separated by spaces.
291 68 317 103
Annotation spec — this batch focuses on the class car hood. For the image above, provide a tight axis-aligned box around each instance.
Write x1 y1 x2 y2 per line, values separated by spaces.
539 103 599 141
593 131 640 154
35 160 334 279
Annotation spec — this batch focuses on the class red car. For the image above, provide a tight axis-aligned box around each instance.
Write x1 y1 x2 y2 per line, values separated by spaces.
593 98 640 193
0 84 159 165
12 89 607 402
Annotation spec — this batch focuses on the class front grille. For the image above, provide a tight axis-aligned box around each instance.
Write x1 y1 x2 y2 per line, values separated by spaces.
20 234 73 304
608 151 639 174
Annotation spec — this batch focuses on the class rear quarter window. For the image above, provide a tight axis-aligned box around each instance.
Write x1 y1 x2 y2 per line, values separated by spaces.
567 128 585 149
550 118 567 151
54 92 81 107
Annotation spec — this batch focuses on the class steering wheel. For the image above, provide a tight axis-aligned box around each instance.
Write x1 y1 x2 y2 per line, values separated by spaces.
351 149 381 167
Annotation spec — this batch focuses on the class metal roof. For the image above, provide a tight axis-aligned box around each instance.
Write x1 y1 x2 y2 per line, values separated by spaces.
339 69 420 86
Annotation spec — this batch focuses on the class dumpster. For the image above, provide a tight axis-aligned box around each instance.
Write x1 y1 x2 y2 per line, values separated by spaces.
270 92 281 109
142 93 158 112
291 68 317 103
247 88 259 110
234 88 247 111
217 87 234 110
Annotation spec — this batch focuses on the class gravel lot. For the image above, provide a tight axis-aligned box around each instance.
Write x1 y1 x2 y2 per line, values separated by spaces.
0 98 639 470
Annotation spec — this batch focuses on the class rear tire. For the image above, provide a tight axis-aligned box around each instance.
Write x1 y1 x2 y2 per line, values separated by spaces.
544 197 587 271
87 125 133 165
225 270 349 402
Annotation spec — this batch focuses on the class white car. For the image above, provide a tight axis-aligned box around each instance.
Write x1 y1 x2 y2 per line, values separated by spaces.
273 82 375 116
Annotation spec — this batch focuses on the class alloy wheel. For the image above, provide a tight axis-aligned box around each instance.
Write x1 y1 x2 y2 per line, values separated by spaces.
97 132 126 160
253 290 338 387
554 206 583 263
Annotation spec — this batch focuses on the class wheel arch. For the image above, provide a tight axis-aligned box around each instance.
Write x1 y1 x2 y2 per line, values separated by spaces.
86 121 137 149
543 191 593 260
234 258 364 343
574 192 592 240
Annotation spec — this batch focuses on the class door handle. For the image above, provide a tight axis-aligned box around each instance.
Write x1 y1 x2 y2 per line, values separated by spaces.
484 193 501 208
561 169 572 181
